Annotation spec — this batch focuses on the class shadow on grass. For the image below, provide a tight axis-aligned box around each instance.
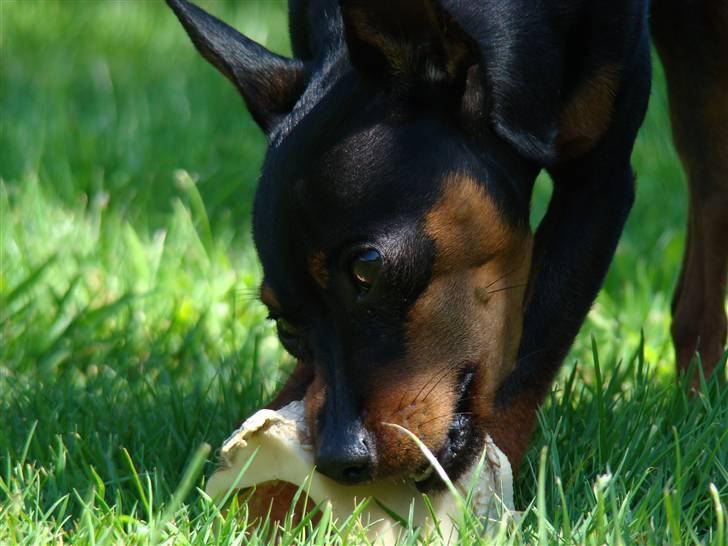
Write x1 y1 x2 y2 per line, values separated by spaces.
3 321 725 542
0 313 293 520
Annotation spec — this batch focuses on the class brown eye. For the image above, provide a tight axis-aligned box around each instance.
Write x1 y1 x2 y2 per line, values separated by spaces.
352 248 382 290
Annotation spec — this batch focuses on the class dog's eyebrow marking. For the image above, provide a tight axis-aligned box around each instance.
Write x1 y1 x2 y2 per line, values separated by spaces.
259 283 282 313
307 251 329 288
425 173 514 273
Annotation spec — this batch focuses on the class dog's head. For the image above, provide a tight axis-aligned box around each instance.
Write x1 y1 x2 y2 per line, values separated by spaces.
168 0 554 490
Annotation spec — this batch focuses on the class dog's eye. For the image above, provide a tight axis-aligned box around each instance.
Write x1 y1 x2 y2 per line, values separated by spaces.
352 248 382 290
276 318 303 338
273 318 310 360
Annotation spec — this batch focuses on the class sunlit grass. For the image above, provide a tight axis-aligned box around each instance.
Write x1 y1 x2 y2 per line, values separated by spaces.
1 1 726 544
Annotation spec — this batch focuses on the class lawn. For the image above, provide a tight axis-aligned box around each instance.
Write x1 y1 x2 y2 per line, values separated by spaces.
1 1 726 544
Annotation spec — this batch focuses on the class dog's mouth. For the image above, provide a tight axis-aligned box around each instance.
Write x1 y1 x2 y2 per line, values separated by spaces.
411 364 483 492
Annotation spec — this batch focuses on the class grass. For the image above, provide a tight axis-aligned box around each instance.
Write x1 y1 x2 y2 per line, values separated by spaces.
1 1 726 544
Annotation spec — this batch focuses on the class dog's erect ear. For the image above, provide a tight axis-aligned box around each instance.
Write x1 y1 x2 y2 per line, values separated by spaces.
340 0 558 162
468 3 562 163
167 0 305 134
339 0 475 90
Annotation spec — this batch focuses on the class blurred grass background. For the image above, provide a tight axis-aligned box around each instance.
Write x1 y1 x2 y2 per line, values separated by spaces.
1 1 725 544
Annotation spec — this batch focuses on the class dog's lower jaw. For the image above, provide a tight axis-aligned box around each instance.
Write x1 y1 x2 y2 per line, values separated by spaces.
413 367 486 493
413 415 484 493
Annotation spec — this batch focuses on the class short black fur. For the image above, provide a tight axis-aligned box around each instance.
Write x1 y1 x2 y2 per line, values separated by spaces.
167 0 652 486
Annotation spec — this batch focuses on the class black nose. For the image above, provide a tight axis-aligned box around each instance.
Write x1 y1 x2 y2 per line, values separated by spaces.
315 423 374 484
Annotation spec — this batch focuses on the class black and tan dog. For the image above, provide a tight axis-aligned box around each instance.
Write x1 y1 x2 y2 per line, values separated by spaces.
167 0 728 489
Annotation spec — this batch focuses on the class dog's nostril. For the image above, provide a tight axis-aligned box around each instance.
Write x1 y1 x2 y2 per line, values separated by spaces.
316 431 374 484
316 450 373 484
342 463 369 483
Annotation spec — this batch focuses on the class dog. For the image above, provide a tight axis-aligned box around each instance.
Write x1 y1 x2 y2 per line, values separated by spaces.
167 0 728 490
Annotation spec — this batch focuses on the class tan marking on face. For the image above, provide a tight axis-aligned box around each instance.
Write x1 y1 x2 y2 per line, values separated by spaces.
307 251 329 288
361 364 465 478
259 283 281 314
414 173 531 404
557 63 622 159
361 174 533 478
423 174 516 273
486 394 539 476
304 372 326 439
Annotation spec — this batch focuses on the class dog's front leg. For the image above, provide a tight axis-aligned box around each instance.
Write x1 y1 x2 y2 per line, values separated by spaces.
489 157 636 469
485 29 654 470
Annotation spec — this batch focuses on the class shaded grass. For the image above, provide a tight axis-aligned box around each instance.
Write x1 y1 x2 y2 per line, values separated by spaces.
1 1 726 544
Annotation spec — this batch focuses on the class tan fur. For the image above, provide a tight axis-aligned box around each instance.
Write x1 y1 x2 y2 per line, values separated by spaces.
259 283 281 315
346 2 471 82
364 366 463 477
304 373 326 439
418 174 532 389
486 395 538 477
347 8 412 76
557 63 622 160
370 174 532 476
301 174 533 477
307 251 329 288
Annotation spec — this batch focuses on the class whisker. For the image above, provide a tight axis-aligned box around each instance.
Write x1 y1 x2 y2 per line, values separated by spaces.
233 288 266 305
513 347 550 366
409 360 461 409
236 286 260 292
483 282 528 296
483 269 514 291
482 254 529 291
421 361 464 404
418 411 474 428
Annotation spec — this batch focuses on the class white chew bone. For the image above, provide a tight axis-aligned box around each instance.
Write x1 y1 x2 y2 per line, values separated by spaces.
205 401 515 544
